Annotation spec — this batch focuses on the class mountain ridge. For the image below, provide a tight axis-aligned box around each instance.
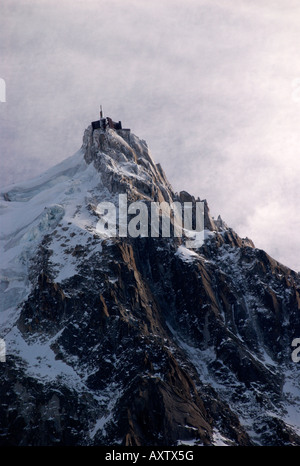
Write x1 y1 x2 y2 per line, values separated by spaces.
0 122 300 446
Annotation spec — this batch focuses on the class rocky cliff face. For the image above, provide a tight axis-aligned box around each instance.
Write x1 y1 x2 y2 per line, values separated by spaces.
0 124 300 446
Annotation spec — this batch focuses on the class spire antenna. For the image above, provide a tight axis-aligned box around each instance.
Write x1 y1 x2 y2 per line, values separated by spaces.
100 104 103 119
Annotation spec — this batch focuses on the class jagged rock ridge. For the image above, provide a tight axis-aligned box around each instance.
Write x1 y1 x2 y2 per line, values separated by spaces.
0 123 300 446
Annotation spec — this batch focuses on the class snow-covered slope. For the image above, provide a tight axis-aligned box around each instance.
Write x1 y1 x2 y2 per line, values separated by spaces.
1 123 300 446
0 128 154 321
1 149 92 330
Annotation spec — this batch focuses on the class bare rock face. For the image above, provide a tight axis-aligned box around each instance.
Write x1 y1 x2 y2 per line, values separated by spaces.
1 124 300 446
82 125 174 203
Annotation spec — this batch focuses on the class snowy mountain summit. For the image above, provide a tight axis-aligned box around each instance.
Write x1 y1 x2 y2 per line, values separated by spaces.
1 120 300 446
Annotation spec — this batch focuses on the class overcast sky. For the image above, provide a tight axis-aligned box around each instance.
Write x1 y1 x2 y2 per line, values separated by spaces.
1 0 300 271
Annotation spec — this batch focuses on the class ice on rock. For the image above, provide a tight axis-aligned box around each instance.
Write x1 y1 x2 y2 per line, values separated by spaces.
18 204 65 245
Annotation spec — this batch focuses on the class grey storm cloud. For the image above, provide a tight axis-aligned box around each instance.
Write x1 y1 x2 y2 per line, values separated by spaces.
0 0 300 271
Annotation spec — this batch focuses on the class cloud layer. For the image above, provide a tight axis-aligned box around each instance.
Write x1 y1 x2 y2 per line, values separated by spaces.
1 0 300 271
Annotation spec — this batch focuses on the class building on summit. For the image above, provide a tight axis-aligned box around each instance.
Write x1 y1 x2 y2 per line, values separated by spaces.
91 105 130 134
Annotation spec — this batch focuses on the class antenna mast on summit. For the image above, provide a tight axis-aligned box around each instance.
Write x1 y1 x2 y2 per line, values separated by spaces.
100 105 103 119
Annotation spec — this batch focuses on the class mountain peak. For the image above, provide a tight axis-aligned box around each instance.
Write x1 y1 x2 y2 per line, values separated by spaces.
82 120 174 204
1 119 300 446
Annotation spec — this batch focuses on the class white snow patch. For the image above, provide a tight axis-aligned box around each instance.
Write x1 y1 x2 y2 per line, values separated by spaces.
6 327 84 388
177 439 199 446
90 412 113 439
175 245 199 263
212 429 231 446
